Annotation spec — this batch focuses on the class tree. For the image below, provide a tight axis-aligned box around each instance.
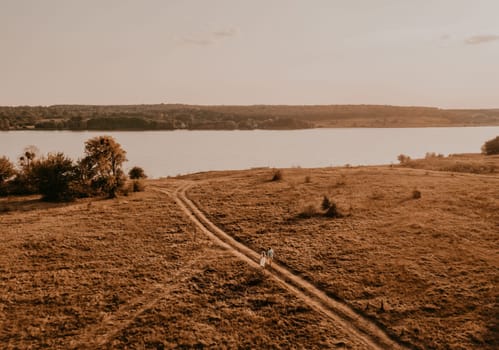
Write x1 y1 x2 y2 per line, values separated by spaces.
82 136 127 198
19 145 39 171
481 136 499 155
14 145 40 194
0 156 15 184
128 166 147 179
397 154 411 164
31 153 76 201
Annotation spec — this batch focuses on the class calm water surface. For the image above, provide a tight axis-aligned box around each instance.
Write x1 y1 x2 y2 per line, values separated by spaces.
1 127 498 178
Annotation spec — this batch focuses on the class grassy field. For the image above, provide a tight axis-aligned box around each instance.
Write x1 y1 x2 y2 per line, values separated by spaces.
186 155 499 349
0 184 367 349
0 154 497 349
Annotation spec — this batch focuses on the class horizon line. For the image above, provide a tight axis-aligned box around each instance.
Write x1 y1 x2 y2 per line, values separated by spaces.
1 103 499 110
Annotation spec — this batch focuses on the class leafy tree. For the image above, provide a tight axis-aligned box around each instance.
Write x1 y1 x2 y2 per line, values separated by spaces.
82 136 127 198
19 145 39 171
0 156 15 183
73 156 96 197
31 153 76 201
397 154 411 164
0 156 16 194
481 136 499 155
128 166 147 179
13 145 40 194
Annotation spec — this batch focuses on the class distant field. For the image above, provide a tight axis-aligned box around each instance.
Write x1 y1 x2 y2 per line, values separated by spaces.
0 154 498 349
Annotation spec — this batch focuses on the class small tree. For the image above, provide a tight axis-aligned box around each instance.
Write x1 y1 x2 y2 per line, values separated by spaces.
481 136 499 155
13 145 40 194
128 166 147 179
82 136 127 198
31 153 76 201
397 154 411 164
128 166 147 193
0 156 15 184
19 145 39 171
0 156 16 194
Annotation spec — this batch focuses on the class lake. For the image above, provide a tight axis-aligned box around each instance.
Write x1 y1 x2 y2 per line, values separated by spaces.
1 127 498 178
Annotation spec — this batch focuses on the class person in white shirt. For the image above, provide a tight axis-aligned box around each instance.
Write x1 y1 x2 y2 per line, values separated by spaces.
259 251 267 268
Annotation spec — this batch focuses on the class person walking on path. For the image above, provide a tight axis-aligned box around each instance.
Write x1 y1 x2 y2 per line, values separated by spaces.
267 247 274 267
260 251 267 268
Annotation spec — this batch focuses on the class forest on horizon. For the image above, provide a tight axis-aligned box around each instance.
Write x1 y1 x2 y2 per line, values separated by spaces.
1 104 499 131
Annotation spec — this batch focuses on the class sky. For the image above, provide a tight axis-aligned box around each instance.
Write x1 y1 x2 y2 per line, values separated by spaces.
1 0 498 108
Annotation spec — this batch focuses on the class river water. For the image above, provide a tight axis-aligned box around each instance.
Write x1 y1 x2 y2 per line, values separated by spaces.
1 127 498 178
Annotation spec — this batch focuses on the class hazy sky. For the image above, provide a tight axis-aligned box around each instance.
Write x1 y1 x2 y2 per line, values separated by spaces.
1 0 498 107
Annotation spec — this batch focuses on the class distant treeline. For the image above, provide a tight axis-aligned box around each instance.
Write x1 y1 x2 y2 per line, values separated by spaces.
1 104 499 131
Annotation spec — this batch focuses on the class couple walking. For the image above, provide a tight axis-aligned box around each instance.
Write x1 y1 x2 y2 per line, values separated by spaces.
260 247 274 268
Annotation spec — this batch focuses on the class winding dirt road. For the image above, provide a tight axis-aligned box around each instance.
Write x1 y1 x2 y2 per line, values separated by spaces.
164 181 409 350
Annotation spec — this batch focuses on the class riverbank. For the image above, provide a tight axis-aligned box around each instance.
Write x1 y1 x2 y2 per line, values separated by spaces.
0 154 497 348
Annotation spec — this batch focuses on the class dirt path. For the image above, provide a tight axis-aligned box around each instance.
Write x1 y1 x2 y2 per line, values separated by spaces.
163 181 409 350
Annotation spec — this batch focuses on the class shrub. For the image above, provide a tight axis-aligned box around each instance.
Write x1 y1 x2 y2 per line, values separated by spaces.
0 156 16 195
304 175 311 183
412 189 421 199
132 179 146 192
271 169 283 181
397 154 411 164
31 153 76 202
129 166 147 179
481 136 499 155
324 202 343 218
321 195 331 210
0 156 15 184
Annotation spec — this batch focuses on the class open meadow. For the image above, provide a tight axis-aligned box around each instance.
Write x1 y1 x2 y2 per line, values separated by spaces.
0 154 498 349
186 154 499 349
1 183 369 349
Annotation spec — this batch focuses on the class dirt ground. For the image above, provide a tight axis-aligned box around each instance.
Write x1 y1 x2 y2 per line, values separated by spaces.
1 154 497 349
186 155 499 349
1 184 367 349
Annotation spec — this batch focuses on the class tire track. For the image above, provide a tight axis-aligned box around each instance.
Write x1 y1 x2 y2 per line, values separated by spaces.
167 181 409 350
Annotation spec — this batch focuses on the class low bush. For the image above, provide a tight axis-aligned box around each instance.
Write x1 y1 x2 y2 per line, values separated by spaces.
132 180 146 192
481 136 499 155
321 195 331 210
324 202 343 218
31 153 76 202
271 169 283 181
412 189 421 199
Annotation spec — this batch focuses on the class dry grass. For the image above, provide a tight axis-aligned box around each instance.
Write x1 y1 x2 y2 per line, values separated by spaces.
187 155 499 349
0 184 367 349
400 153 499 174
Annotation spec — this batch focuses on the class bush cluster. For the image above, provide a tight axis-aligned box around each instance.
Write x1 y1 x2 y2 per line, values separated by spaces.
0 136 147 202
482 136 499 155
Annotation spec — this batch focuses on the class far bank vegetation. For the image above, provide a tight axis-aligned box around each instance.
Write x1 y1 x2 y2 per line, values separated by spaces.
2 104 499 131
